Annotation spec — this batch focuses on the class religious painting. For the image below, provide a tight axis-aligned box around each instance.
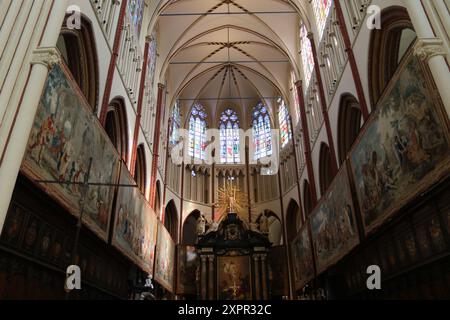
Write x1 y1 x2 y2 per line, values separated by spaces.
290 225 315 290
176 245 198 295
112 162 158 275
269 246 288 296
22 64 120 241
310 165 359 274
154 221 176 292
217 256 252 300
350 52 450 235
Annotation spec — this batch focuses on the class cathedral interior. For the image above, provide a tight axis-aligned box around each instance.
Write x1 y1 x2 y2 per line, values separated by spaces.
0 0 450 300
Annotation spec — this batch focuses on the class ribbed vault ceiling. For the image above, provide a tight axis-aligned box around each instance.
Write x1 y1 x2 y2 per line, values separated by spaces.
152 0 309 127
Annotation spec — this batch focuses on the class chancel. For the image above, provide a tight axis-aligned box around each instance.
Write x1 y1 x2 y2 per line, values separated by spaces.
0 0 449 301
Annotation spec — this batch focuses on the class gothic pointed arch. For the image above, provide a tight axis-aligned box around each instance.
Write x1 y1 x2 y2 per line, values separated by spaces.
182 210 201 245
134 144 147 194
337 94 362 164
369 6 416 107
303 180 314 217
286 200 300 243
164 200 179 242
319 143 336 195
105 97 129 162
57 14 99 110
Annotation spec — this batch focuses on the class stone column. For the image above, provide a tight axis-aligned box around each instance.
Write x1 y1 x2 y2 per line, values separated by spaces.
0 0 68 234
406 0 450 116
253 254 261 300
308 32 338 173
200 255 207 300
208 255 215 300
130 37 151 175
295 81 318 205
261 254 268 300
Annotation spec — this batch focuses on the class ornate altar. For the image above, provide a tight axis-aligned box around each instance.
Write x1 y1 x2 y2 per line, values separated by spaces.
196 212 271 300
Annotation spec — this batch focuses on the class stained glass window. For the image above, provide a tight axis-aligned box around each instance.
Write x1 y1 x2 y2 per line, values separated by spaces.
312 0 333 40
188 104 208 160
278 98 293 148
220 109 240 164
252 102 272 160
170 101 181 145
300 24 315 89
128 0 144 37
147 31 157 88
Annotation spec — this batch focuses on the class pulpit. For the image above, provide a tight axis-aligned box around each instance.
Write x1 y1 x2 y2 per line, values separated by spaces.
196 212 271 300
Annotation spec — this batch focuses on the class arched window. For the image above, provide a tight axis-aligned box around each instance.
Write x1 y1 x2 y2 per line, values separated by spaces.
57 15 98 110
105 98 128 162
300 24 315 89
252 102 272 160
369 6 416 106
319 143 336 195
220 108 240 164
128 0 145 37
338 94 361 164
278 98 292 148
311 0 333 40
188 104 208 160
170 101 181 145
134 144 146 194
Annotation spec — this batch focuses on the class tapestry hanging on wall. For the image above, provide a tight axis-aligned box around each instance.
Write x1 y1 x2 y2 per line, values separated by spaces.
291 225 315 290
22 63 120 241
154 221 176 292
350 50 450 235
112 162 158 275
310 164 359 274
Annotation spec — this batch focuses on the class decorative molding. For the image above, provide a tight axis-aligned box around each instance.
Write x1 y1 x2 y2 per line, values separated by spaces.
414 38 446 62
31 47 61 69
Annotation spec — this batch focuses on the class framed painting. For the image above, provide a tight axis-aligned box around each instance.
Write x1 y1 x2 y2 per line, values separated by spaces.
176 245 198 295
154 221 176 293
112 162 158 275
349 50 450 235
21 63 120 241
310 164 360 274
290 225 315 291
269 246 288 296
217 255 252 300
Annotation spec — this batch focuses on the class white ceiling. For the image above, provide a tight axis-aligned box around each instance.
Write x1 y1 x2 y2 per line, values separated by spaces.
150 0 310 128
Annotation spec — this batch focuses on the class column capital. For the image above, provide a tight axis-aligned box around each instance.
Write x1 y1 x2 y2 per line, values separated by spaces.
414 38 446 62
31 47 61 69
294 80 303 88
